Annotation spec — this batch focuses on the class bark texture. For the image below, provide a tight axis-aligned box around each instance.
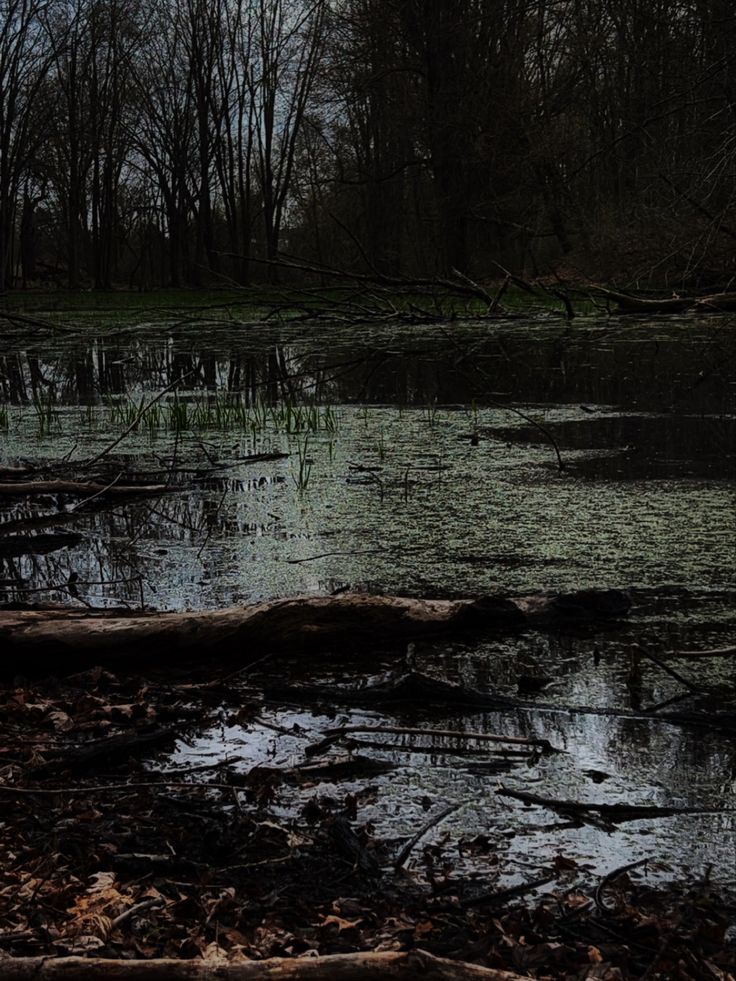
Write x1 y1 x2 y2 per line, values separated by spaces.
0 589 630 671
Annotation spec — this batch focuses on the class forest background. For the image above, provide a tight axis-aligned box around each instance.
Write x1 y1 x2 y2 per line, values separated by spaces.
2 0 735 295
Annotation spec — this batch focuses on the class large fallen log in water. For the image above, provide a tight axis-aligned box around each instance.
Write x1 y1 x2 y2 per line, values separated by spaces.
0 951 529 981
0 588 630 671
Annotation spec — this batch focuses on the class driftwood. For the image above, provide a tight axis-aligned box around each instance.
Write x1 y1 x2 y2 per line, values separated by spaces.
293 755 396 782
394 803 462 868
0 588 630 671
0 950 530 980
459 874 557 910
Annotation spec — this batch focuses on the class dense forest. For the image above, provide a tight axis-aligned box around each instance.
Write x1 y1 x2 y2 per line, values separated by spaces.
1 0 736 292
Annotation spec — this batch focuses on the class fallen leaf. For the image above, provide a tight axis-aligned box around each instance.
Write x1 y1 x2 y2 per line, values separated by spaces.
319 914 363 933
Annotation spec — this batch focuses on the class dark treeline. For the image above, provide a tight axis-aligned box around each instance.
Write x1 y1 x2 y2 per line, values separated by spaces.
1 0 735 292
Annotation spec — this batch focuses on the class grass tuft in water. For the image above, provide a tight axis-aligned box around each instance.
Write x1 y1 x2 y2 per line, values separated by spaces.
33 392 58 436
102 393 338 437
293 435 312 491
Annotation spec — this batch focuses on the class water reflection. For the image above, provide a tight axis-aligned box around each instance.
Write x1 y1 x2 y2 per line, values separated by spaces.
166 634 736 889
0 318 733 410
0 318 734 610
2 315 734 887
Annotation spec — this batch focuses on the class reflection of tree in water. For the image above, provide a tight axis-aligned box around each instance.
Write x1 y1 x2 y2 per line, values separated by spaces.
0 477 289 610
0 353 30 402
0 322 732 416
0 323 733 657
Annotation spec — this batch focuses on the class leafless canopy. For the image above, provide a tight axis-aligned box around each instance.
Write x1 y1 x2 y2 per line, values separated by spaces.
0 0 735 290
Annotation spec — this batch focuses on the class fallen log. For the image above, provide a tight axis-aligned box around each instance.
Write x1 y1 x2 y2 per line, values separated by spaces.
0 588 630 671
0 480 168 498
0 950 531 981
667 645 736 658
305 724 554 758
595 286 736 314
595 287 694 313
694 292 736 311
497 786 734 823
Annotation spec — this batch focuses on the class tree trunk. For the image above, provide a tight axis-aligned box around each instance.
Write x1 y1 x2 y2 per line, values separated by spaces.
0 206 12 292
20 193 36 286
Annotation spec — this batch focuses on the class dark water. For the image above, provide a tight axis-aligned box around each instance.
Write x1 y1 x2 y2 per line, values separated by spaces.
1 312 735 890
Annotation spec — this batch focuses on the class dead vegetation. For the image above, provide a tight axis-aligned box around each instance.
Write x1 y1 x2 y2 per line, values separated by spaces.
1 614 736 979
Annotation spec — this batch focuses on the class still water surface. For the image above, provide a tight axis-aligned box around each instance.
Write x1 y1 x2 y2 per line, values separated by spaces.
1 312 734 890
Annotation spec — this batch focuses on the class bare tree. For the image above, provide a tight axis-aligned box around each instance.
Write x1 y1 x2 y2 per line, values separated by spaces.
0 0 56 291
131 0 196 287
250 0 327 276
182 0 227 281
87 0 142 288
2 0 736 291
214 0 256 284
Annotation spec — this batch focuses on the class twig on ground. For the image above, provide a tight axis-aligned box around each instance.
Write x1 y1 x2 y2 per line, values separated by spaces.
594 858 649 913
394 803 463 869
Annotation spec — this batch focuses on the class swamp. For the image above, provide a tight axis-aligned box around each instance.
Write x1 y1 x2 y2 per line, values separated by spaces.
0 291 734 980
4 0 736 975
